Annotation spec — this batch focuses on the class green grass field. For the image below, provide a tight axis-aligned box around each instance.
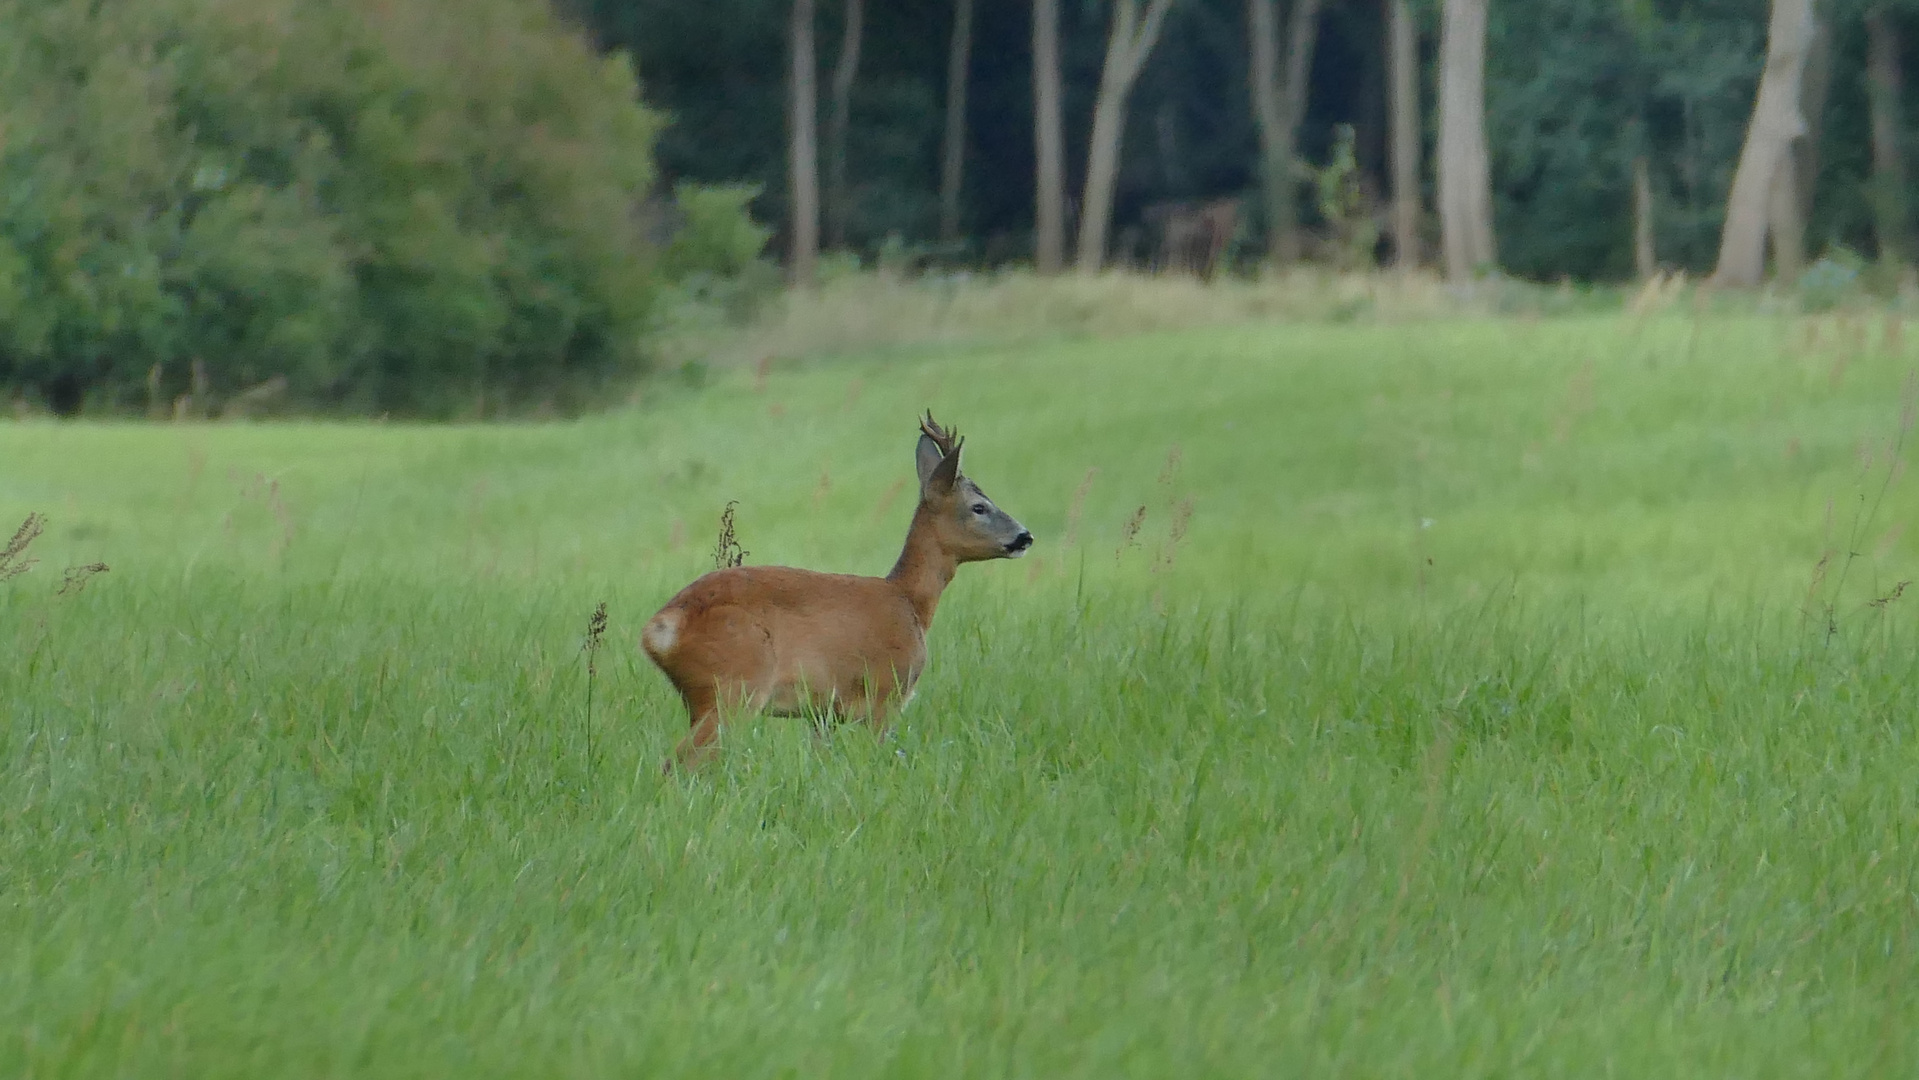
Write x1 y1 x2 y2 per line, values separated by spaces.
3 312 1917 1077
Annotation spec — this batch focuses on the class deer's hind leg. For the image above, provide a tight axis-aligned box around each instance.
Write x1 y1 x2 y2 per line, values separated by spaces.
667 676 784 772
661 614 779 773
667 684 725 772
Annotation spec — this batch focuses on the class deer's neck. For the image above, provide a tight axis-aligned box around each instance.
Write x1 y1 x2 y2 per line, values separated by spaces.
886 505 956 629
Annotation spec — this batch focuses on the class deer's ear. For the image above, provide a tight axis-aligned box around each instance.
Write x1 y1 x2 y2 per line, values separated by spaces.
916 433 945 488
924 439 963 495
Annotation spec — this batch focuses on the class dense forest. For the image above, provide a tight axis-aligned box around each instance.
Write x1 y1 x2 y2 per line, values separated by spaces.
586 0 1914 285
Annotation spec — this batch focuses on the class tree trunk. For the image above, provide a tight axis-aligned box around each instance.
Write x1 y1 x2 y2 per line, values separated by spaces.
1387 0 1420 271
1796 19 1832 231
1076 0 1177 274
1766 14 1829 281
1868 6 1908 265
789 0 820 287
1033 0 1066 274
1279 0 1323 264
1767 153 1805 280
1077 55 1132 274
1633 154 1656 279
1249 0 1324 269
825 0 864 250
1436 0 1495 281
1249 0 1283 266
1711 0 1815 288
940 0 975 244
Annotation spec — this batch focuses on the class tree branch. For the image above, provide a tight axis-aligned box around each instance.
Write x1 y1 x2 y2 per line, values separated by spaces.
1129 0 1178 77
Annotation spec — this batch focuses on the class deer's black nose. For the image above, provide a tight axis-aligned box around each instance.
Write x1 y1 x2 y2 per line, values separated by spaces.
1009 531 1034 552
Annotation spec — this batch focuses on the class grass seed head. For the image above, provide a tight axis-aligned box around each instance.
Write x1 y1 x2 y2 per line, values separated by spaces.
583 601 608 675
1117 505 1147 560
57 563 109 596
714 501 748 570
1154 498 1196 573
1 513 47 582
1869 581 1911 610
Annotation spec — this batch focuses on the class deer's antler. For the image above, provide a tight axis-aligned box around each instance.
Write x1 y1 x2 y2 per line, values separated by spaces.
920 411 962 456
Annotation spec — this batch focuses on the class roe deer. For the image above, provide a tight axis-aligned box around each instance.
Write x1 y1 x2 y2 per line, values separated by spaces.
642 413 1033 769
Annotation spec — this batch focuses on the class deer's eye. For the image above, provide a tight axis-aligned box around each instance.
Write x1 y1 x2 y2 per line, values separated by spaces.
970 503 988 515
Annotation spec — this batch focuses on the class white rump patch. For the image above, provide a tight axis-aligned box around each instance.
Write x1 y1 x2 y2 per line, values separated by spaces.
641 610 682 658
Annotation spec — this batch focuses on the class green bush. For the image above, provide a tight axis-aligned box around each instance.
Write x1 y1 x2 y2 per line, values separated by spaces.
659 183 772 281
0 0 667 416
1796 248 1867 313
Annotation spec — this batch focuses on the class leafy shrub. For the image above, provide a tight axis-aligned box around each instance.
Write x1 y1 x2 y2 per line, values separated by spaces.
1797 248 1866 313
1304 124 1378 273
659 183 772 281
0 0 665 416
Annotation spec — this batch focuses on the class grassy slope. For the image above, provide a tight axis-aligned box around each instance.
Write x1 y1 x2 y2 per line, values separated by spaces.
1 313 1916 1077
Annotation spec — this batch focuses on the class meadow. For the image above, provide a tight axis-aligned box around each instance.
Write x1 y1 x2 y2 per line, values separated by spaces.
2 308 1917 1077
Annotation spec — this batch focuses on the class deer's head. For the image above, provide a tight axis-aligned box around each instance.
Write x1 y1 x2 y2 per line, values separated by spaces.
914 412 1033 562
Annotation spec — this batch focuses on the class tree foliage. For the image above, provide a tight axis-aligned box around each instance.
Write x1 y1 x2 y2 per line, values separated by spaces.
0 0 667 416
1486 0 1762 279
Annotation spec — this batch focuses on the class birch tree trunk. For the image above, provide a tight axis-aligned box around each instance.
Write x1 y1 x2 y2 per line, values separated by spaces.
1767 153 1805 280
825 0 864 250
1249 0 1283 265
1765 14 1828 281
1279 0 1323 264
1437 0 1495 281
1075 0 1177 274
940 0 975 244
789 0 820 287
1249 0 1325 268
1794 20 1831 232
1711 0 1815 288
1033 0 1066 274
1867 6 1907 265
1388 0 1421 271
1633 154 1657 280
